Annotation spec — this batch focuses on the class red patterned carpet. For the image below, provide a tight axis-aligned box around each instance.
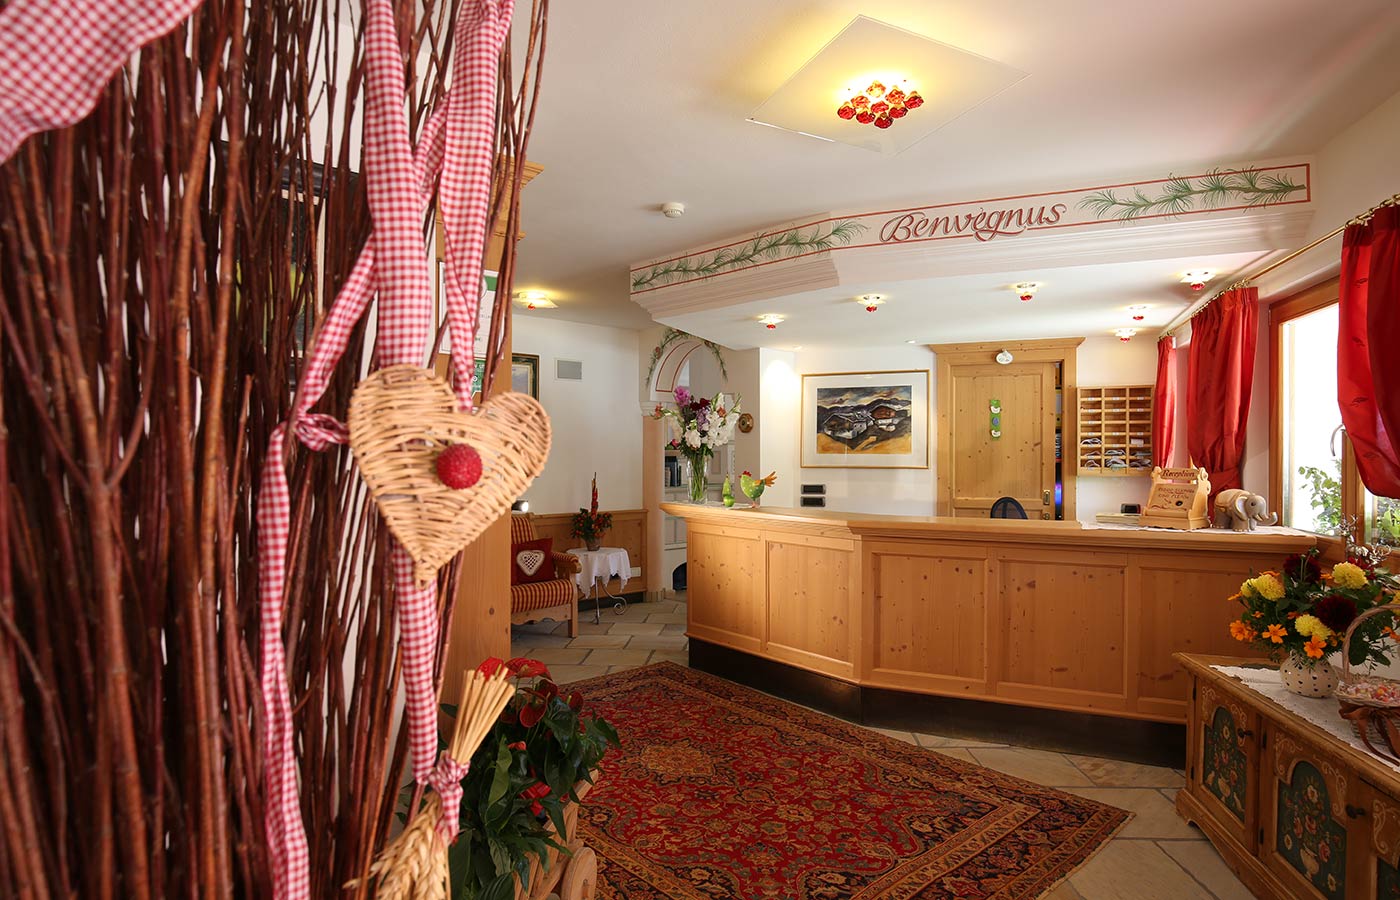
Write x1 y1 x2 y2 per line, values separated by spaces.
568 663 1129 900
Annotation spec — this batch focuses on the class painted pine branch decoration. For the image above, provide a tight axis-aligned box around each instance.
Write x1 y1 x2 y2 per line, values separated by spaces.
1078 168 1306 221
632 218 867 289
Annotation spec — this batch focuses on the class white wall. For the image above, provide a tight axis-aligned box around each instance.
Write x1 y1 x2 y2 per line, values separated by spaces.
1075 336 1158 521
513 316 642 514
764 346 938 516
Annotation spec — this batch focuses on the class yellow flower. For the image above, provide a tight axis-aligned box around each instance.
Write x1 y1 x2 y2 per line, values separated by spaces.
1294 615 1332 641
1332 562 1368 590
1240 579 1258 598
1252 574 1285 601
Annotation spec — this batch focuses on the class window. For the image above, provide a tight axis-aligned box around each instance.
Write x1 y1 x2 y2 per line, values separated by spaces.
1271 278 1395 545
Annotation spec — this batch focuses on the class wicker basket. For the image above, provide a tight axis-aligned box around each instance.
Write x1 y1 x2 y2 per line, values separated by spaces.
1335 603 1400 762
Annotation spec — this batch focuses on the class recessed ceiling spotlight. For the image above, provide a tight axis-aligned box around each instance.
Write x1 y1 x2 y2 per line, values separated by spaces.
858 293 886 312
1114 328 1137 343
757 313 785 330
1180 270 1215 291
1012 281 1040 302
905 339 918 344
514 290 556 309
660 202 686 219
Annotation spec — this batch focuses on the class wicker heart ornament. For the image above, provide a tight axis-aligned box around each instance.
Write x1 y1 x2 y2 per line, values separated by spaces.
348 365 551 583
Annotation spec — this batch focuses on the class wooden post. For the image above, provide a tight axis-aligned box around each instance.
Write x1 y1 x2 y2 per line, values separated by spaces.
642 414 666 601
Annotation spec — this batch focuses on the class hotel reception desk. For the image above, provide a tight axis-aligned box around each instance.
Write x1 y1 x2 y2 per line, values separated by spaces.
663 504 1316 727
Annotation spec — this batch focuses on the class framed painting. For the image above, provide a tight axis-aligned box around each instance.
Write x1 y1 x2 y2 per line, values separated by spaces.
469 353 539 399
801 370 930 469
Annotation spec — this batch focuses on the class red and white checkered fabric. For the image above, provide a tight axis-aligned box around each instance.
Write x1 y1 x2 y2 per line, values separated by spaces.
254 1 515 898
0 0 203 164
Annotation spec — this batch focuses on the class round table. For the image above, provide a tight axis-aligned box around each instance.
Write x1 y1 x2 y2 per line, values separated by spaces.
567 547 630 623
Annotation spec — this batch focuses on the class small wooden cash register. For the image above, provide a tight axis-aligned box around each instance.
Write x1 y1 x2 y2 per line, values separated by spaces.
1138 466 1212 530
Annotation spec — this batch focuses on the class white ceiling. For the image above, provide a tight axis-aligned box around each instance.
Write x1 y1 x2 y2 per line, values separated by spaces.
509 0 1400 332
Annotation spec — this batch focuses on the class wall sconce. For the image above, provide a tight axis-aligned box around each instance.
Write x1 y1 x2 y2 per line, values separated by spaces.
757 313 785 330
1012 282 1040 302
1180 270 1215 292
858 293 886 312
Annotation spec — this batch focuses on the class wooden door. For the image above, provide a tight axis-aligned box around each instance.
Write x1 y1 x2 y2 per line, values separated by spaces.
1262 724 1364 900
947 362 1056 518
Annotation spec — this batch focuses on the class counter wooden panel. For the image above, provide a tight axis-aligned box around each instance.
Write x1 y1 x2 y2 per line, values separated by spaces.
666 504 1316 725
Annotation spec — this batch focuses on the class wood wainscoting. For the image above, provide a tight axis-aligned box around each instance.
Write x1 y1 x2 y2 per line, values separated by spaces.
666 504 1317 725
529 508 647 596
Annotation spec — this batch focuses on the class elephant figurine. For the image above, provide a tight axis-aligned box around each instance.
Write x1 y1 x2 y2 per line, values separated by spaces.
1212 489 1279 532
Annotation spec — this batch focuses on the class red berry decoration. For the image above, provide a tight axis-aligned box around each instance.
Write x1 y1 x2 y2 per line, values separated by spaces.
887 87 906 103
851 94 870 109
436 443 482 489
871 101 889 116
874 115 893 129
855 110 875 124
905 91 924 109
890 105 908 119
836 103 856 120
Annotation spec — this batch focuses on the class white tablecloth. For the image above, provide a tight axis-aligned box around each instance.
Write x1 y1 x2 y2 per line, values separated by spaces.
567 547 630 594
1212 664 1400 771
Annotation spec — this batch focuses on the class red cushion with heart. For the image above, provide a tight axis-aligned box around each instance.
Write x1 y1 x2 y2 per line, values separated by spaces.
511 537 555 586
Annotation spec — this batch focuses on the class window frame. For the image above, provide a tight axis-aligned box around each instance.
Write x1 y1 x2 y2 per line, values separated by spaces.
1268 277 1356 558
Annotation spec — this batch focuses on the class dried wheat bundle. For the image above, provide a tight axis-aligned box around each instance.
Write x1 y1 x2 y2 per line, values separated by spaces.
357 667 517 899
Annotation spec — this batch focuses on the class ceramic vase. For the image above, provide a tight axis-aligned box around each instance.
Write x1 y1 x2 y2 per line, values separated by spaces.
584 536 602 552
1279 652 1338 698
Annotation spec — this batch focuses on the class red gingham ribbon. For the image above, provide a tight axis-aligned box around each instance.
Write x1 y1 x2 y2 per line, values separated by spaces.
255 2 515 898
0 0 203 165
427 752 472 843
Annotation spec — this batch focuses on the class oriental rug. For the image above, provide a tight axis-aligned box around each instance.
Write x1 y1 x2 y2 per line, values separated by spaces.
567 662 1129 900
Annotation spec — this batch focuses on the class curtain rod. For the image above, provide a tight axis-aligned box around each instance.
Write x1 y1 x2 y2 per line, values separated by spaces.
1160 190 1400 339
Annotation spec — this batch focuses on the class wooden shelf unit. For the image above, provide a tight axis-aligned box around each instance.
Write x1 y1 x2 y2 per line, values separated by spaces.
1077 384 1153 476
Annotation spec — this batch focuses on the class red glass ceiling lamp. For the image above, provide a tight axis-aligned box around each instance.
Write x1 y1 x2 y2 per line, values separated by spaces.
837 79 923 130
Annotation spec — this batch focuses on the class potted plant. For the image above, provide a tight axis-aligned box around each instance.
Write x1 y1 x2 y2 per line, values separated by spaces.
446 657 620 900
570 474 613 551
1227 545 1398 696
654 387 740 503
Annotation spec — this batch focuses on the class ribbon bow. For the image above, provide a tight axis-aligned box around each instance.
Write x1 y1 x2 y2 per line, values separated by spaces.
428 752 472 843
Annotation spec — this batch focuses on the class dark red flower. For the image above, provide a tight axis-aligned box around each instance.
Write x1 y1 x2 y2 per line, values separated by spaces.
1347 554 1378 573
506 657 551 679
1314 594 1359 633
507 741 527 751
567 691 583 711
1283 553 1322 584
519 700 545 728
476 657 506 677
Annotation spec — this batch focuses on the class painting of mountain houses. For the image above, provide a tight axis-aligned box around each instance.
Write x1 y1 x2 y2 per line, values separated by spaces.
815 384 914 454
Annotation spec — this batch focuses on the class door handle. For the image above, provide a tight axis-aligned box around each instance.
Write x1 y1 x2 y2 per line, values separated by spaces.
1042 490 1052 506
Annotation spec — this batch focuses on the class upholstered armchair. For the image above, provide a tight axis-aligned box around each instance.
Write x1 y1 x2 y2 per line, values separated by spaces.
510 514 583 637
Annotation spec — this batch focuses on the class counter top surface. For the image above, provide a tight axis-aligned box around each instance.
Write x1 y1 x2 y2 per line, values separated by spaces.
660 502 1317 552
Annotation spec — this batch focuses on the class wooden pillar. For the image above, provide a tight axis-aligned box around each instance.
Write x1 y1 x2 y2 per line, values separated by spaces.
641 414 666 601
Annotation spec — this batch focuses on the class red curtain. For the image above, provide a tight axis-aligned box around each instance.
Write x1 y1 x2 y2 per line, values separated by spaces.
1153 337 1176 468
1187 287 1258 499
1338 205 1400 497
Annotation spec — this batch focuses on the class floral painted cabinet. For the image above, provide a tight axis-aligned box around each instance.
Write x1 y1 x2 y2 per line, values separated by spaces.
1363 785 1400 900
1191 680 1260 851
1262 728 1363 900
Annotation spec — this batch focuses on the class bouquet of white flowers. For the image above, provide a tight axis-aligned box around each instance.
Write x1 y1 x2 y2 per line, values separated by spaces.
654 386 740 502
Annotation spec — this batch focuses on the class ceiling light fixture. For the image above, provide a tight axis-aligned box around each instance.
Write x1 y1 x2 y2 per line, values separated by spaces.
1012 281 1040 302
1114 328 1137 343
1127 303 1151 322
1181 270 1215 291
858 293 886 312
514 290 556 309
660 201 686 219
836 78 923 130
757 313 785 330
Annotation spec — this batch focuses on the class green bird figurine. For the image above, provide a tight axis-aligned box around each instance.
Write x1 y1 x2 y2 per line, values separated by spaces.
739 470 777 507
722 475 735 507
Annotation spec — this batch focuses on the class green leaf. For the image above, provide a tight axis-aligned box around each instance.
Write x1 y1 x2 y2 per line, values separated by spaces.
479 872 516 900
487 739 512 808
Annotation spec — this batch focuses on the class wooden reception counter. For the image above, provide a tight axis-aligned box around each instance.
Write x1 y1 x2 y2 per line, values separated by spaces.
664 503 1316 727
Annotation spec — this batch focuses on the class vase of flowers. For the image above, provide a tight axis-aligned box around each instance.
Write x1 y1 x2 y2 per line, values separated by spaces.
1228 546 1398 697
570 473 612 551
655 387 740 504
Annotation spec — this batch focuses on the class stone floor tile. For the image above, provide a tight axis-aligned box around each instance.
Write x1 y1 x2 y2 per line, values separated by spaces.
643 612 689 624
584 648 653 668
1068 839 1213 900
649 651 690 666
1063 787 1200 840
1067 754 1186 788
1041 880 1086 899
870 727 919 745
967 747 1095 787
929 748 979 764
1158 839 1256 900
574 621 615 635
519 647 591 665
626 635 689 651
549 664 610 684
914 732 1010 750
608 623 665 635
566 634 632 649
509 633 572 650
513 621 560 635
661 623 688 634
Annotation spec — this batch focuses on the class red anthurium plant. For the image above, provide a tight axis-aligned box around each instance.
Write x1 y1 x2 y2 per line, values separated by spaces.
437 656 620 900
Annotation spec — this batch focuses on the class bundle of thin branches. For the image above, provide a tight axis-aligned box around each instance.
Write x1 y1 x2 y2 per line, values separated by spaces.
0 0 547 895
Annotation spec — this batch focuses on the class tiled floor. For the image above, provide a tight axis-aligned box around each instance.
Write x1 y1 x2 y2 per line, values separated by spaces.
512 594 1252 900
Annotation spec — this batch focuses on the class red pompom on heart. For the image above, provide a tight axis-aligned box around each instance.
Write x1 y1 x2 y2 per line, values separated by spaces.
437 443 483 489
